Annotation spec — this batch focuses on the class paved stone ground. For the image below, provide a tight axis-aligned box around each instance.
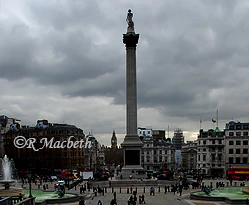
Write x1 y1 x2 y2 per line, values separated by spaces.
15 179 240 205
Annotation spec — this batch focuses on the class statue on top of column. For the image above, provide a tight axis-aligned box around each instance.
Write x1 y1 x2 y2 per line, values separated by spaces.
126 9 134 27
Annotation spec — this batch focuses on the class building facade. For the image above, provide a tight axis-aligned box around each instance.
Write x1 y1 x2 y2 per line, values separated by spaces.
138 127 152 138
3 120 88 174
0 115 22 158
84 133 105 171
197 128 225 178
224 121 249 170
111 130 117 149
172 128 184 150
181 141 197 173
139 128 175 171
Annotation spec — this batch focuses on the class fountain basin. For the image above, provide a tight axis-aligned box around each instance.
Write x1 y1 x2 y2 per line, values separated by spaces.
243 185 249 194
23 189 79 204
191 187 249 204
0 180 16 189
0 187 23 197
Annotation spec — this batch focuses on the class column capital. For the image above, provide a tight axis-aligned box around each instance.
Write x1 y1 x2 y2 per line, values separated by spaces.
123 33 139 48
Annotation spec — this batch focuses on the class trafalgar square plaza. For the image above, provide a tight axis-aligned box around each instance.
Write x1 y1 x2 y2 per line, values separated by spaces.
1 8 249 205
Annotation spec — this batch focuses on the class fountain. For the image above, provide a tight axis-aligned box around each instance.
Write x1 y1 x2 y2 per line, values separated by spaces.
243 185 249 194
0 155 23 197
191 185 249 204
0 155 78 204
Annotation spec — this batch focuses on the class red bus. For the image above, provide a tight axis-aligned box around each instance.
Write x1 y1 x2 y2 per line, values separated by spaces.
226 167 249 180
60 170 75 179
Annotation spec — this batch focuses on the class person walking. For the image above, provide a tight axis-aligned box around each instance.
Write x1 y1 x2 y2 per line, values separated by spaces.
110 198 117 205
179 186 182 196
141 194 146 204
79 199 85 205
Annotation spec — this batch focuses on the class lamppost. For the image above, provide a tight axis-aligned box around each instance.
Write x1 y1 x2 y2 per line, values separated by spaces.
89 150 92 171
91 140 95 172
161 161 164 172
198 167 201 181
94 140 98 172
27 168 32 198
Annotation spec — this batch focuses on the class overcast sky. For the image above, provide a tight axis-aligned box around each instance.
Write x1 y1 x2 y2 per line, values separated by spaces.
1 0 249 146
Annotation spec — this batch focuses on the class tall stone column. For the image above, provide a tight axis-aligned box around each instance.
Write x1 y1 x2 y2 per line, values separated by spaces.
121 9 144 179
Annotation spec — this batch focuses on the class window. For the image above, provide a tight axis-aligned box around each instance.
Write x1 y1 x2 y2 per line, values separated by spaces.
203 148 206 151
243 149 248 154
236 125 241 130
229 157 233 164
236 141 241 145
236 157 240 164
219 140 222 144
229 132 234 136
229 149 233 154
236 132 241 136
243 125 248 129
203 140 206 145
243 141 248 145
165 150 167 154
229 141 234 145
154 150 157 154
243 132 248 136
62 150 67 157
203 155 206 161
198 155 200 161
212 140 215 144
147 144 149 147
147 156 150 162
243 157 248 163
218 154 222 161
159 150 162 154
236 149 240 154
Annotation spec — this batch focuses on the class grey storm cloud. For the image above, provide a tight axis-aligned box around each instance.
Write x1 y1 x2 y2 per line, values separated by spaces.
1 0 249 145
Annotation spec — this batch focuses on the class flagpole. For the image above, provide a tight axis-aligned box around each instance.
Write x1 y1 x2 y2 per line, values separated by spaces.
200 117 202 129
216 109 218 128
168 125 169 138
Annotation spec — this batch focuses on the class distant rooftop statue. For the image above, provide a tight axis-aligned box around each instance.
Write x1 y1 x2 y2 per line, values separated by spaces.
126 9 134 27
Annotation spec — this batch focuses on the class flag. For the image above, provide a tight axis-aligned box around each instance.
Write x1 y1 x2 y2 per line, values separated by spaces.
212 119 216 123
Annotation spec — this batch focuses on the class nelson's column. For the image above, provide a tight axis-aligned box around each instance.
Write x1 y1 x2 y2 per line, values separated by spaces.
121 9 145 179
